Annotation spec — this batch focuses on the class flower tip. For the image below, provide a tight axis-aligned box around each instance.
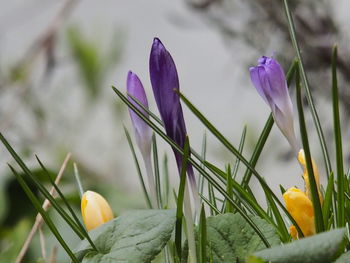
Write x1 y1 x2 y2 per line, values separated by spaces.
153 37 162 45
152 37 166 53
258 56 268 64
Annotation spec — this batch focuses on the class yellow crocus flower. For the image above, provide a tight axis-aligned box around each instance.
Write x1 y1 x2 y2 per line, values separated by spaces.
298 149 323 204
283 187 315 239
81 190 114 231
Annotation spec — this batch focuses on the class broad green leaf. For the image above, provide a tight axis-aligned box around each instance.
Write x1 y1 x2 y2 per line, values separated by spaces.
247 228 348 263
334 251 350 263
75 209 176 263
204 213 280 263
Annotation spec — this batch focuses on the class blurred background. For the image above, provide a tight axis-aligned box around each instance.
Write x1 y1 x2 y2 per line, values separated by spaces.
1 0 350 261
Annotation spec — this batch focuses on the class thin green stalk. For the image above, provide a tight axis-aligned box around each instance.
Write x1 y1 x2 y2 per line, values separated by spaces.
198 132 207 196
332 45 345 227
295 67 324 233
199 193 221 215
36 157 98 251
323 172 334 229
208 181 217 216
152 134 163 208
175 136 190 258
112 87 273 247
73 162 84 198
128 93 163 125
205 161 276 228
263 183 289 242
283 0 332 177
162 154 170 208
0 133 85 239
9 165 79 263
198 204 207 263
232 126 246 180
226 165 234 213
123 127 152 208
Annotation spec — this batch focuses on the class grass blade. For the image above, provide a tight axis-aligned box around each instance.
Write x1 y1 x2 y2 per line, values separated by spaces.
162 154 170 208
199 193 221 215
295 67 324 233
283 0 332 177
0 133 85 239
73 162 84 198
152 134 163 208
233 126 246 179
198 204 207 263
225 165 234 213
123 127 152 208
36 156 98 251
175 136 190 258
331 45 345 227
8 165 79 263
128 93 163 126
198 132 207 196
322 172 334 229
204 161 276 227
208 181 217 216
263 183 289 242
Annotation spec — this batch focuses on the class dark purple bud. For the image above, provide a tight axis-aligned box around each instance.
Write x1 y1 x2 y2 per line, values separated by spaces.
149 38 195 181
250 56 298 153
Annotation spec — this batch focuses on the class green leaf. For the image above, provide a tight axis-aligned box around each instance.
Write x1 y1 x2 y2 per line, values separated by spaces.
296 67 324 233
204 213 280 263
175 136 190 258
332 45 345 227
334 251 350 263
124 127 152 208
247 228 348 263
322 172 334 229
75 209 176 263
283 0 332 177
198 204 207 263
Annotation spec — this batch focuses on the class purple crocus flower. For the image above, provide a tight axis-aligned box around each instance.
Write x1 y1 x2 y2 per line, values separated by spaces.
127 71 152 157
127 71 157 208
149 38 196 185
249 56 298 154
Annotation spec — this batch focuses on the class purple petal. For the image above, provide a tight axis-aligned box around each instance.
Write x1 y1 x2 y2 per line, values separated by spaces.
127 71 152 156
250 56 298 152
149 38 194 176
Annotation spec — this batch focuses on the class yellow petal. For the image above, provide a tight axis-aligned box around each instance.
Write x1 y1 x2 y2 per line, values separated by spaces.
81 190 114 231
283 187 315 237
289 225 298 240
298 149 323 204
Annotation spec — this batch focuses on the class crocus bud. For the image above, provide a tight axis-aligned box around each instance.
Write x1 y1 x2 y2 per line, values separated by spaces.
127 71 152 158
81 191 114 231
298 149 323 204
283 187 315 238
149 38 195 185
250 56 298 154
127 71 158 208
